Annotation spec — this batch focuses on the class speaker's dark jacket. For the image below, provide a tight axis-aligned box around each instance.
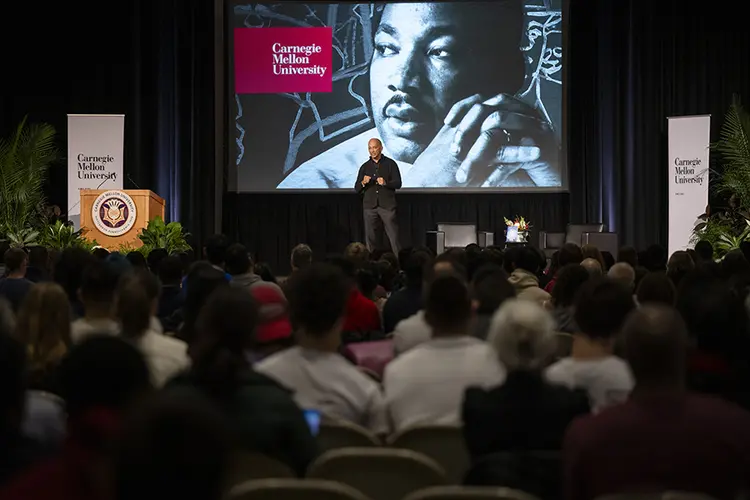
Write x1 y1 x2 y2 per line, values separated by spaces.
354 155 402 209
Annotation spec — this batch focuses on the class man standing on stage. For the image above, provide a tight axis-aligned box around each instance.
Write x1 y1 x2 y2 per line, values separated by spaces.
355 138 401 253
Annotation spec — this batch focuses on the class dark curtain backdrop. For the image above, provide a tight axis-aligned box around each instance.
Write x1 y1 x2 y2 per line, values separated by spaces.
224 192 568 273
0 0 217 247
567 0 750 249
4 1 750 271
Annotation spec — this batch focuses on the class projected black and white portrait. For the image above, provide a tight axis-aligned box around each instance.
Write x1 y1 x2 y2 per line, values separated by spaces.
231 0 563 191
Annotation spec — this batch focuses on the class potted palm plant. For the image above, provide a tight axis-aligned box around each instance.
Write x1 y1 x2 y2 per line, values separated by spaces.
692 97 750 257
0 117 59 247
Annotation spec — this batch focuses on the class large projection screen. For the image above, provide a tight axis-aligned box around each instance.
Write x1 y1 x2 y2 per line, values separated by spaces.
228 0 564 192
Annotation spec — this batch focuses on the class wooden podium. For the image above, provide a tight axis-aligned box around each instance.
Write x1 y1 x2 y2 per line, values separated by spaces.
80 189 165 249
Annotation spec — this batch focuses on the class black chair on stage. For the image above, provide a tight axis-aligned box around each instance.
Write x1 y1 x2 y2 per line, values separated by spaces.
539 223 609 258
426 223 494 255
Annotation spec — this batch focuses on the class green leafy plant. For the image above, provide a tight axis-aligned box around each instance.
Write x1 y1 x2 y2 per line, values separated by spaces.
713 97 750 209
693 97 750 257
116 243 151 256
137 217 191 255
716 218 750 254
0 118 59 236
5 228 40 248
40 220 98 251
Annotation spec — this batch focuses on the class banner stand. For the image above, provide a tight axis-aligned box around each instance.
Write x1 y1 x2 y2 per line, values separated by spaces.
67 114 125 229
667 115 711 257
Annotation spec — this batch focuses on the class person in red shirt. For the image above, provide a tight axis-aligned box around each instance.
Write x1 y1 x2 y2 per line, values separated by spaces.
563 305 750 500
327 256 381 337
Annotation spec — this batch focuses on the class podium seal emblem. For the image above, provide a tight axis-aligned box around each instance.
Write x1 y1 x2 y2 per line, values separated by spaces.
92 190 137 237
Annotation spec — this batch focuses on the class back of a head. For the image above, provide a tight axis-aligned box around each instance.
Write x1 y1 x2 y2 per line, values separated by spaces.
185 262 227 293
54 247 95 299
92 247 111 261
158 255 183 285
471 264 515 315
430 253 467 282
16 282 71 368
116 391 230 500
676 270 746 355
191 287 259 395
667 250 695 285
581 257 603 276
147 248 169 275
644 244 668 272
559 243 583 267
574 278 636 341
224 244 252 276
344 242 370 269
60 336 151 418
617 246 638 268
80 260 121 306
721 249 750 279
694 240 714 262
356 262 381 297
126 251 148 269
117 271 160 340
636 272 676 306
551 264 590 308
290 243 313 271
4 248 27 273
204 234 229 267
424 273 472 333
404 249 432 288
515 246 542 274
622 305 687 387
582 244 605 269
286 263 350 337
489 299 555 371
608 262 635 290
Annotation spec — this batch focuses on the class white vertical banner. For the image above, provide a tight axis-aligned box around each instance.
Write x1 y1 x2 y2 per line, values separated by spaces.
667 115 710 256
67 114 124 229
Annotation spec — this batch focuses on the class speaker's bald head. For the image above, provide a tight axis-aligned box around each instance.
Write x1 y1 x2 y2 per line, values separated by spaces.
622 305 687 387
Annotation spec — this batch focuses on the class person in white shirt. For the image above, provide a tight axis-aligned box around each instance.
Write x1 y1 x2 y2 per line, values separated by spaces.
391 254 465 356
545 277 635 412
384 272 505 432
117 271 190 387
256 263 388 434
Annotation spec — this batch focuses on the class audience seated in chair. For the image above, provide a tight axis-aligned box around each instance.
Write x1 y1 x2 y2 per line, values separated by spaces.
384 272 504 432
391 254 466 356
463 299 589 461
507 247 550 306
256 264 388 435
469 265 516 340
545 278 635 412
168 288 318 476
383 250 432 334
564 306 750 500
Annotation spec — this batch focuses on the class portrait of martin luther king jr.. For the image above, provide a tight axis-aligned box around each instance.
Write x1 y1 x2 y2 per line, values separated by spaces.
277 0 561 189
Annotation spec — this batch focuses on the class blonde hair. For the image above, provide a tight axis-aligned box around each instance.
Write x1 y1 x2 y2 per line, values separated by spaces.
344 242 370 269
16 282 71 374
488 299 556 371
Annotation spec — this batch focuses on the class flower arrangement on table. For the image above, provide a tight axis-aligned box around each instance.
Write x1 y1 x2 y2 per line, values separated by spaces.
504 216 532 243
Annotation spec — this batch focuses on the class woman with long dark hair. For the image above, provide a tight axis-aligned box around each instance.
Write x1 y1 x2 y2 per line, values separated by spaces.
168 287 317 476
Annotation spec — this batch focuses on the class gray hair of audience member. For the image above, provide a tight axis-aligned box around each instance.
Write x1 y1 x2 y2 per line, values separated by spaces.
0 299 15 337
581 258 603 276
621 305 688 387
608 262 636 290
488 299 556 371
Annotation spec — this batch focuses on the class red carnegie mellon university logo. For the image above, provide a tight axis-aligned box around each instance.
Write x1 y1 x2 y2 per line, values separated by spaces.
234 27 333 94
92 190 137 237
